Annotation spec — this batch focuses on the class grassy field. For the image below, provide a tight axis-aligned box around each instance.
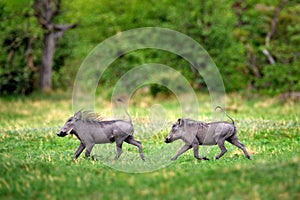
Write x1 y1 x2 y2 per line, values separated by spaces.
0 91 299 199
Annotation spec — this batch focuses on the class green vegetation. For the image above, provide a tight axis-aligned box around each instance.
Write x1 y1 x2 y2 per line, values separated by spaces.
1 0 299 199
1 0 300 95
1 93 299 199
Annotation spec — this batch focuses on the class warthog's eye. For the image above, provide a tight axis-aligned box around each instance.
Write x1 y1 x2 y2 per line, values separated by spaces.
67 118 73 122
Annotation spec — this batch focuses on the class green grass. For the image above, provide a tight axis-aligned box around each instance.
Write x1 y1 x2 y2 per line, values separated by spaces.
0 92 299 199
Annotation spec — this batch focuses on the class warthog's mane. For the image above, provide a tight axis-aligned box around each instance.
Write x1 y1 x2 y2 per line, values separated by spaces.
181 119 210 132
79 110 121 124
184 118 232 127
184 118 208 127
79 111 104 123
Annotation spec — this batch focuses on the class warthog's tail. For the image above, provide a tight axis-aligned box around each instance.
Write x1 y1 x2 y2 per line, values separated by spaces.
117 99 132 124
215 106 235 125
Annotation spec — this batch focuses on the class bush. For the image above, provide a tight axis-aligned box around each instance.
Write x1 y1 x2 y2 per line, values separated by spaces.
0 69 34 95
255 63 300 95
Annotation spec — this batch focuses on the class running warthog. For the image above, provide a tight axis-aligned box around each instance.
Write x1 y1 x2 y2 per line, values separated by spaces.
165 106 251 160
57 104 145 161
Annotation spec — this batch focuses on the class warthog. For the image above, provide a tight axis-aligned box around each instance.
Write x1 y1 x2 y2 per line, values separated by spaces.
57 103 145 161
165 106 251 160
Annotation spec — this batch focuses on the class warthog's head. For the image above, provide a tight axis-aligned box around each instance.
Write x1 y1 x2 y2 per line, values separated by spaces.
57 111 81 137
165 118 185 143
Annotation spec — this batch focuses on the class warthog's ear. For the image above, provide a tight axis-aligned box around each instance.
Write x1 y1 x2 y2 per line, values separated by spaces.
74 111 82 120
177 118 184 126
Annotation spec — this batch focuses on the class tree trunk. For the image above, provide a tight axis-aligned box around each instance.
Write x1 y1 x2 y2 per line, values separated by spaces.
34 0 77 92
40 32 56 91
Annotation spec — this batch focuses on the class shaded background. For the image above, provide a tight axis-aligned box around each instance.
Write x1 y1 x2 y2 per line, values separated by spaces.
0 0 299 97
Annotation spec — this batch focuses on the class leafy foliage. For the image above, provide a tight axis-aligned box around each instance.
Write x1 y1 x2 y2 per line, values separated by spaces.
0 0 299 95
0 0 74 95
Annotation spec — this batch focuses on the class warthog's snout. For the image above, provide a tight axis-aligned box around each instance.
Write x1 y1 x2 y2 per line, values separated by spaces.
57 131 67 137
165 137 171 143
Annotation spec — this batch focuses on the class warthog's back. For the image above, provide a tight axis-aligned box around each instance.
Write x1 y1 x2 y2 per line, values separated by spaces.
74 120 133 144
199 122 235 145
183 119 235 145
99 120 133 134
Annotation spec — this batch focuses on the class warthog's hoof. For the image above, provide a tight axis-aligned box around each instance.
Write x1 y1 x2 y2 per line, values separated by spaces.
201 157 209 161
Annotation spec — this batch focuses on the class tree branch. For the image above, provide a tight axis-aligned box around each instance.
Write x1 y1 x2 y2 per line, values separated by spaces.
34 0 47 27
54 23 77 31
246 44 261 78
262 49 276 65
263 0 288 65
25 37 38 72
34 0 62 30
53 0 61 16
54 23 77 39
265 0 288 48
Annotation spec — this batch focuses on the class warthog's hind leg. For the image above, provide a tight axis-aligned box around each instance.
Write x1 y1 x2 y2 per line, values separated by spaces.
125 136 145 161
85 143 95 158
114 139 124 160
228 138 251 160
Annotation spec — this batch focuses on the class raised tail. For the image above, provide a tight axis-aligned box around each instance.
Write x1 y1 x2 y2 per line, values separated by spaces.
117 99 132 124
215 106 235 125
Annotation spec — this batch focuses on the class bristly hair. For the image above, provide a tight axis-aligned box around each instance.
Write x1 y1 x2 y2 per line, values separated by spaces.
184 118 208 128
80 110 102 123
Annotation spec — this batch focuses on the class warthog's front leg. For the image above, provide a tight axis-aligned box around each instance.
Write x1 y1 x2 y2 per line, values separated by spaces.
171 144 192 160
192 141 209 161
74 142 85 160
192 141 202 160
215 138 227 159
